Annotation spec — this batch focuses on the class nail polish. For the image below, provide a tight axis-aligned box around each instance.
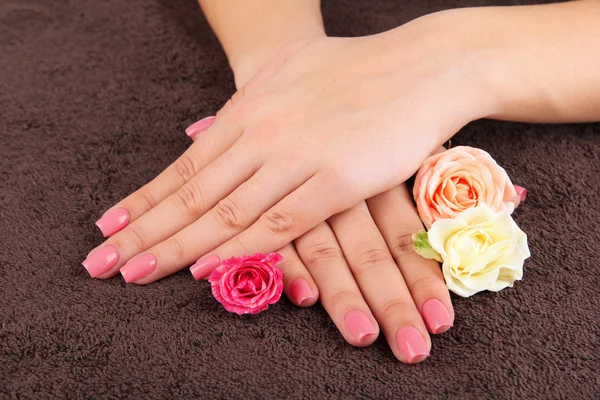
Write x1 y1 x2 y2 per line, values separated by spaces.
120 254 157 283
422 298 453 334
190 254 221 280
185 116 216 138
289 278 314 306
345 310 377 344
396 326 429 363
82 245 119 278
95 208 130 237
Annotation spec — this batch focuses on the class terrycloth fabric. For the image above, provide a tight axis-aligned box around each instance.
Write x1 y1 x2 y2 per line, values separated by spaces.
1 0 599 398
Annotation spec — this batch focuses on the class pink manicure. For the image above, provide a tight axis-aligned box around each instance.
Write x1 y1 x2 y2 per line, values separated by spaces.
289 278 314 306
396 326 430 363
422 298 453 334
190 254 221 280
120 254 157 283
95 208 130 237
82 245 119 278
185 116 216 138
345 310 377 344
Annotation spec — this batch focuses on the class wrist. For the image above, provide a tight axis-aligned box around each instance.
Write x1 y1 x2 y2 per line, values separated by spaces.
400 8 508 124
230 31 326 88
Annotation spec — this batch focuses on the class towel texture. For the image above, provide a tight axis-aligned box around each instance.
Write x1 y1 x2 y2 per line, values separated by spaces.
1 0 599 398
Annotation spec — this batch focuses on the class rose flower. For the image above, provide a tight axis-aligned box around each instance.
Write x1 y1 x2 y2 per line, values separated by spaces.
414 146 521 228
426 204 530 297
209 253 284 315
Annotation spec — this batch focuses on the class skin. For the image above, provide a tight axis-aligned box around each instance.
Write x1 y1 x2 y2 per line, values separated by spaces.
87 0 600 362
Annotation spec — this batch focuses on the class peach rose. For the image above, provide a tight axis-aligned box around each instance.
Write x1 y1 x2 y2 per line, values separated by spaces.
413 146 521 228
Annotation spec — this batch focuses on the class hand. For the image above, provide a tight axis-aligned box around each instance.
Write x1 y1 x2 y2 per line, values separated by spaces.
84 13 493 286
181 118 453 364
274 184 454 364
184 123 453 364
82 19 459 363
206 41 454 364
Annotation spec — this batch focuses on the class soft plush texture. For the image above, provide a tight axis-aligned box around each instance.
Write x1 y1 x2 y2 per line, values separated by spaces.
1 0 598 398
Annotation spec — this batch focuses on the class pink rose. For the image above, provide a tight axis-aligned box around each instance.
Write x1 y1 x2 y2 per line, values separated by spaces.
413 146 520 228
209 253 284 315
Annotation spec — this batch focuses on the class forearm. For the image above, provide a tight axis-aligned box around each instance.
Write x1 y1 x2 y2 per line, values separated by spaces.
198 0 325 85
450 0 600 123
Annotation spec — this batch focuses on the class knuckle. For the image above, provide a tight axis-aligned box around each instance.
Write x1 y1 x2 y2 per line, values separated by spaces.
353 247 391 278
262 210 296 236
174 154 200 185
166 237 187 260
136 188 157 210
230 86 246 105
174 181 205 219
328 289 360 310
409 276 440 295
303 242 344 267
127 224 147 250
389 232 417 260
214 198 246 231
380 297 412 319
232 91 268 123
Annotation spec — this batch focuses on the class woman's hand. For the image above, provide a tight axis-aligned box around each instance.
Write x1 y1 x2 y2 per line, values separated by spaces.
184 119 454 364
84 13 494 285
276 185 454 364
82 13 461 363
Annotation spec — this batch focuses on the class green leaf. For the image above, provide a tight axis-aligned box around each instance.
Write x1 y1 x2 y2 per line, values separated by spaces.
412 230 442 262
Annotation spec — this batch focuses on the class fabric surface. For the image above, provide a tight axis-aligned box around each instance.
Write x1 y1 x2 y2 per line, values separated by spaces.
1 0 599 398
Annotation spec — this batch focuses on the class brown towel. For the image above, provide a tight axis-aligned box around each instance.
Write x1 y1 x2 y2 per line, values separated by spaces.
1 0 598 398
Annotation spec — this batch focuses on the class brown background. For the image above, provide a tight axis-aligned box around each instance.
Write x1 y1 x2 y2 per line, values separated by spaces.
1 0 599 398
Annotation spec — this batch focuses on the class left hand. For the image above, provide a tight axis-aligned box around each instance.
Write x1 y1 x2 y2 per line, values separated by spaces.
84 13 493 284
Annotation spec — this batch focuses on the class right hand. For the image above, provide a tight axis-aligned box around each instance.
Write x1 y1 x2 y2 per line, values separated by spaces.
279 185 454 364
185 126 454 364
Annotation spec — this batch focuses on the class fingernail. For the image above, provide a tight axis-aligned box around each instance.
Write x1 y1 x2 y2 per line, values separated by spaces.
190 254 220 280
345 310 377 344
95 208 130 237
82 245 119 278
185 116 216 138
120 254 157 283
289 278 314 306
396 326 430 363
422 298 453 334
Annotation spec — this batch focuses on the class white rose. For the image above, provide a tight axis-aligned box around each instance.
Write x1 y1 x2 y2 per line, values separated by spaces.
425 204 530 297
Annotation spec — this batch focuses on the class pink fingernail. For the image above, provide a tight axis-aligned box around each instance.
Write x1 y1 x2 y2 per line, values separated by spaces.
345 310 377 344
422 298 453 334
95 208 130 237
514 185 527 202
120 254 157 283
396 326 429 363
82 245 119 278
190 254 221 280
185 116 216 138
289 278 314 306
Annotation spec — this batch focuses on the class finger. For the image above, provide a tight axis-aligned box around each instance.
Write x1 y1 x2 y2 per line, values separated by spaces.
189 243 319 307
276 244 319 307
294 222 379 347
116 159 313 283
367 185 454 334
186 116 216 141
187 243 319 307
85 138 260 279
207 173 358 263
93 114 240 238
328 202 431 364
